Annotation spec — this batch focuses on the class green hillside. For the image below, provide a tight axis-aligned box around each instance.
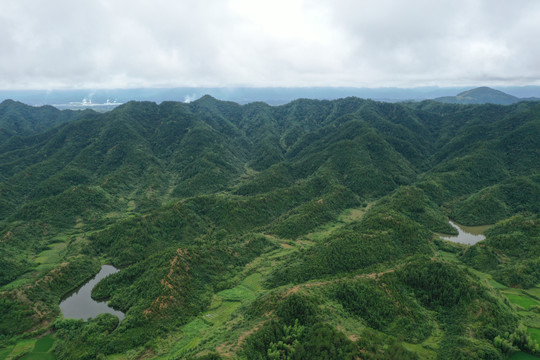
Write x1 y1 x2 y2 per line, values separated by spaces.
0 99 88 145
0 96 539 359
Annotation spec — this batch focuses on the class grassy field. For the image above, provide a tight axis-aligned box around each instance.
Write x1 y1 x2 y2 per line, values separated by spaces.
502 289 540 310
528 327 540 344
1 236 70 291
509 352 540 360
468 267 508 290
305 205 371 242
0 335 56 360
34 241 67 272
525 287 540 300
32 336 55 352
1 339 35 360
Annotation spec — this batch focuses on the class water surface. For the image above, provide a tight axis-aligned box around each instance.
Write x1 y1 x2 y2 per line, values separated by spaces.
440 221 490 245
59 264 125 321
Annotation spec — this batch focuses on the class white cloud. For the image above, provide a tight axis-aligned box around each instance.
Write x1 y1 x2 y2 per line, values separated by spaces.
0 0 539 89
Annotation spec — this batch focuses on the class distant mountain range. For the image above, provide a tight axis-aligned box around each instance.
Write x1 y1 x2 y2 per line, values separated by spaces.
433 86 540 105
1 86 540 108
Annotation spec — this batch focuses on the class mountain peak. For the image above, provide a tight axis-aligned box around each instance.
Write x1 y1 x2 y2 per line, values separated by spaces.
456 87 515 98
435 87 520 105
0 99 26 108
194 94 218 103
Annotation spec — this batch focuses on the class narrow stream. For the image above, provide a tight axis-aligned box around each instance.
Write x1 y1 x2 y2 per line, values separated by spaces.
59 265 125 321
440 221 488 245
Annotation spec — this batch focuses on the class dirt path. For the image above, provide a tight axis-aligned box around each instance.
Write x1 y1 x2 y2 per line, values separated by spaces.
284 267 397 296
217 319 269 359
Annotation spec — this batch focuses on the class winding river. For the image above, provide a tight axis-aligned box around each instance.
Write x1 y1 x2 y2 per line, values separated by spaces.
59 265 125 321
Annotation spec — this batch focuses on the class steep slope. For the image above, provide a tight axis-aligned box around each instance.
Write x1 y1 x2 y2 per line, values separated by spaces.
0 99 85 141
461 214 540 288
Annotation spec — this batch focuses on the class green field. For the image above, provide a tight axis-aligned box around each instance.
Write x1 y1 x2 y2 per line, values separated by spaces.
528 327 540 343
20 353 55 360
31 336 55 353
0 336 56 360
1 339 35 360
34 242 66 271
525 288 540 300
509 352 540 360
468 267 508 290
502 289 540 310
0 348 12 360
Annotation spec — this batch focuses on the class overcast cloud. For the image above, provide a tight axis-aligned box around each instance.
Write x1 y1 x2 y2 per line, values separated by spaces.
1 0 540 89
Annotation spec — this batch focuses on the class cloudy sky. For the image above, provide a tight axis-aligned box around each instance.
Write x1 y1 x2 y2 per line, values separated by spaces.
2 0 540 89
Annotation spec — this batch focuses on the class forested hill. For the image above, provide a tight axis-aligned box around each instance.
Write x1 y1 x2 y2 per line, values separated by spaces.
1 96 539 359
0 99 88 142
434 87 522 105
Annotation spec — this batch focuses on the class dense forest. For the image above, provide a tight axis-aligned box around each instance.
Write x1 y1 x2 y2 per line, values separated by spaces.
0 95 539 359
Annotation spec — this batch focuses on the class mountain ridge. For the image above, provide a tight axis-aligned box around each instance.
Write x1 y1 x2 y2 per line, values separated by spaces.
0 96 539 359
433 86 540 105
3 86 540 108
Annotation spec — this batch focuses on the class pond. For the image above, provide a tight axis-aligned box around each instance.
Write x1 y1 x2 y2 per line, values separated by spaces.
59 265 125 321
440 221 489 245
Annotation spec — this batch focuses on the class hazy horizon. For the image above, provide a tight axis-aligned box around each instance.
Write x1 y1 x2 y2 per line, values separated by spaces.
2 85 540 108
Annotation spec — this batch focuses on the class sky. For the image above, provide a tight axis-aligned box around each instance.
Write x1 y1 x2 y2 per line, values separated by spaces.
2 0 540 90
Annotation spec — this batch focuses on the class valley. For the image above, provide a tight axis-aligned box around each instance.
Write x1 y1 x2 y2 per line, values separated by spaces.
0 96 539 359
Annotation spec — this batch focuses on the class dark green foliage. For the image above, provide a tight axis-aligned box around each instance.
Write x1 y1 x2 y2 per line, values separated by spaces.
234 163 296 195
243 320 303 360
397 256 476 309
11 186 118 229
90 201 209 266
0 296 34 337
294 323 360 360
53 314 119 360
438 336 504 360
243 320 360 360
372 185 456 234
461 214 540 287
0 99 85 138
244 292 357 359
0 249 30 285
270 185 360 238
451 175 540 225
269 203 433 286
0 256 101 341
331 279 432 342
29 256 101 303
396 256 518 355
275 293 318 326
458 243 500 272
0 96 538 359
433 237 466 254
493 259 540 289
80 233 278 354
421 149 510 204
